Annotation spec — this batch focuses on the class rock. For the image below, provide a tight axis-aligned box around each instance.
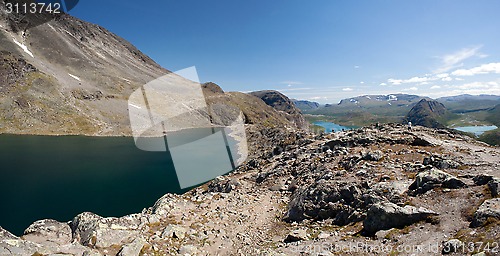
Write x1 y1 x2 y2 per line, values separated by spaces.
472 175 495 185
471 198 500 227
442 239 464 254
423 155 460 169
161 225 187 239
151 194 182 216
363 150 383 161
284 229 308 243
409 168 466 194
363 202 438 234
22 219 72 246
178 245 199 255
117 238 147 256
208 176 240 193
488 178 500 197
70 212 145 249
285 179 366 224
317 232 330 239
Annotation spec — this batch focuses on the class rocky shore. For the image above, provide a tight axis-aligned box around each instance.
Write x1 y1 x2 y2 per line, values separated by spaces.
1 123 499 256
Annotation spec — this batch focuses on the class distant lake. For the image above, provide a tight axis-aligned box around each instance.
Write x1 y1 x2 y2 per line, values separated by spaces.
313 121 355 133
453 125 498 136
0 135 190 236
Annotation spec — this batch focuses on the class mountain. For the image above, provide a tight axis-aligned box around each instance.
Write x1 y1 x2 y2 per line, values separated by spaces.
292 99 320 111
406 99 450 128
0 2 304 136
0 1 168 135
305 94 429 126
250 90 308 130
438 94 500 113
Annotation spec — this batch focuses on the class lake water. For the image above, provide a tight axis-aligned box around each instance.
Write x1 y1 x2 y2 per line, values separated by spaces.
313 121 354 133
0 135 189 236
453 125 498 136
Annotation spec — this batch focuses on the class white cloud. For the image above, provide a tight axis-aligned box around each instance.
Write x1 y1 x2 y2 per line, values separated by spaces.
430 85 441 89
379 83 387 86
342 88 354 91
360 81 365 84
455 77 465 81
434 46 486 73
451 62 500 76
354 65 360 69
280 81 303 86
403 87 418 91
457 81 498 90
442 77 453 82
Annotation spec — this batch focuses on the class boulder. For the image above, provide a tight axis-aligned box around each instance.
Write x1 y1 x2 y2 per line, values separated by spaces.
284 229 308 243
471 198 500 227
488 178 500 197
161 225 187 239
22 219 72 246
117 238 147 256
423 155 460 169
409 168 466 194
363 150 383 161
70 212 145 249
208 176 240 193
285 179 366 224
363 202 438 234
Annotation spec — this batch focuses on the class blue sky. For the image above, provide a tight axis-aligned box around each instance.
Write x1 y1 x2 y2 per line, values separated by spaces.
70 0 500 103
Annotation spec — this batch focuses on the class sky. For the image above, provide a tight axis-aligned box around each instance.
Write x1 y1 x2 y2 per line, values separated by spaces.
69 0 500 103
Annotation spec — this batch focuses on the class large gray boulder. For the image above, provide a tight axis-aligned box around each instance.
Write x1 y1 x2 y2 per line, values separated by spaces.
471 198 500 227
70 212 146 249
285 179 366 224
363 202 438 235
409 168 466 194
22 219 72 246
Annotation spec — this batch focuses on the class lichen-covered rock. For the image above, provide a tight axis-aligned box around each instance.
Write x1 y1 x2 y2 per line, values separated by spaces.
363 202 438 234
22 219 72 246
409 168 466 194
70 212 146 249
117 238 147 256
208 176 241 193
471 198 500 227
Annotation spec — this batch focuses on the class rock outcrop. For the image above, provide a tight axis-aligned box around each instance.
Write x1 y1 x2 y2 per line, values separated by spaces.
363 202 438 234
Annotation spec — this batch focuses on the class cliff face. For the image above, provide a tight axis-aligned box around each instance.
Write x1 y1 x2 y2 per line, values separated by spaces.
1 124 499 255
406 99 449 128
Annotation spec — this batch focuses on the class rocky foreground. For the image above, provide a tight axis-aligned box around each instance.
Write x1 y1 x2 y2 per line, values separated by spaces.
1 124 500 256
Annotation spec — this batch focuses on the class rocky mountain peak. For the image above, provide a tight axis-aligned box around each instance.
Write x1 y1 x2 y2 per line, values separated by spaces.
406 99 449 128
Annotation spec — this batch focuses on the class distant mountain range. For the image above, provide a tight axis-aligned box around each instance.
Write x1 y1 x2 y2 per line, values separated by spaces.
295 94 500 128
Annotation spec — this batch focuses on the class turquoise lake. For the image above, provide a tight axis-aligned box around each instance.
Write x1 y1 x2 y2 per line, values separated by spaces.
313 121 355 133
0 135 189 236
453 125 498 136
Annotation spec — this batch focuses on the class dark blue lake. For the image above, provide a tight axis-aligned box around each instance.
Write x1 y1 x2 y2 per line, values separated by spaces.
0 135 188 236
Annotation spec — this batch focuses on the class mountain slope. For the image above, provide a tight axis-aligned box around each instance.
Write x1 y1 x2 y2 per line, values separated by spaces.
0 1 169 135
250 90 308 130
406 99 450 128
0 3 304 136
